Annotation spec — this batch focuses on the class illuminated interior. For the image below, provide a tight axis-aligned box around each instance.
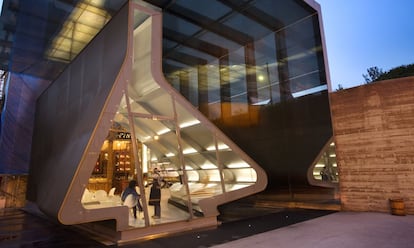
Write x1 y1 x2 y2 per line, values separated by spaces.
309 140 339 187
16 0 329 241
82 5 265 228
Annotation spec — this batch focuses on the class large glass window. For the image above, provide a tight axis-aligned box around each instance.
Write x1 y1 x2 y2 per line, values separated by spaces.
311 141 339 184
159 0 333 193
82 5 260 228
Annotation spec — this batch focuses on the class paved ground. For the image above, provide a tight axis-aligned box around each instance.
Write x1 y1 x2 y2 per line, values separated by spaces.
0 208 108 248
212 212 414 248
129 209 334 248
0 207 333 248
1 206 413 248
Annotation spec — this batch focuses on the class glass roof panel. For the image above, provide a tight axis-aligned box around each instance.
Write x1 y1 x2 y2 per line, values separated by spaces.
163 13 202 36
174 46 216 64
45 1 112 62
253 0 314 27
223 14 271 40
174 0 231 20
197 32 240 52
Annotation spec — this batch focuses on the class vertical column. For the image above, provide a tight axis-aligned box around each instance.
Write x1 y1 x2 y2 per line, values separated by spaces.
106 140 114 191
275 29 292 102
312 15 327 84
245 42 258 104
198 65 209 116
219 55 231 122
179 71 190 101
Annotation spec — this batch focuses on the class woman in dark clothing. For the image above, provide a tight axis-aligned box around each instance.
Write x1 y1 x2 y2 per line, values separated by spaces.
148 168 164 219
121 180 143 218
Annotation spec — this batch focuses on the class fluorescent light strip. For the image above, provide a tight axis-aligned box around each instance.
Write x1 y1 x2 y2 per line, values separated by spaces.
226 162 250 168
179 119 200 128
182 148 197 154
206 143 229 151
200 163 217 169
157 128 170 135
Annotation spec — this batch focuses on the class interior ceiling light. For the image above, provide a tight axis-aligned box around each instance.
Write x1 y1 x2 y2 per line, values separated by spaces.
179 119 200 128
46 0 111 62
182 148 197 155
226 162 250 168
200 163 217 169
156 128 170 135
206 143 229 151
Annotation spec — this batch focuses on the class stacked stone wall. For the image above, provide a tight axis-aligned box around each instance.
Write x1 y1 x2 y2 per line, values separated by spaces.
330 76 414 214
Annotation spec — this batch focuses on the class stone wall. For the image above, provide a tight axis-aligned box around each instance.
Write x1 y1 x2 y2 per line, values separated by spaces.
330 76 414 214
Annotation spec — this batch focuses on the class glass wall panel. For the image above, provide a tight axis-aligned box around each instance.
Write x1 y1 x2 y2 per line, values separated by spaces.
82 124 132 210
129 11 192 226
52 0 271 234
254 34 279 104
312 142 338 184
174 103 224 214
197 31 241 52
185 68 199 107
175 0 231 20
122 5 261 225
80 0 332 230
163 12 201 36
206 62 221 104
223 13 271 40
159 0 333 194
284 15 325 96
227 47 247 104
133 118 191 226
219 149 256 192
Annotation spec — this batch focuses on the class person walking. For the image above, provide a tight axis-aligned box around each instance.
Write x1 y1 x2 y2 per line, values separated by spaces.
147 168 165 219
121 180 143 219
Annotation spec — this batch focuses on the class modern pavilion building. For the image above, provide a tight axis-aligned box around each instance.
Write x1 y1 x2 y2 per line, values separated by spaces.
0 0 336 243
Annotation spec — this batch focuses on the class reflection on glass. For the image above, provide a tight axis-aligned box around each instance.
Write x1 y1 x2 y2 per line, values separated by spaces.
82 2 266 228
82 124 134 212
218 137 256 192
159 0 330 193
163 11 325 111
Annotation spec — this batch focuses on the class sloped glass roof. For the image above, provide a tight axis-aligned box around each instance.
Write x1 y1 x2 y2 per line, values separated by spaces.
0 0 127 79
0 0 316 81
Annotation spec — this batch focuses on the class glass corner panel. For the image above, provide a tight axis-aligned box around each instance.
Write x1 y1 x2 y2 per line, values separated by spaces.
312 141 339 184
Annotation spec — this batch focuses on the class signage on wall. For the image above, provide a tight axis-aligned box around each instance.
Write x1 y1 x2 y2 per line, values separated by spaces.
116 132 131 139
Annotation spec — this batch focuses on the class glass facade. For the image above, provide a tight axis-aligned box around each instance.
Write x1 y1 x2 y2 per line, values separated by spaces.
82 4 265 228
8 0 335 240
311 141 338 184
151 0 334 190
80 0 335 231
